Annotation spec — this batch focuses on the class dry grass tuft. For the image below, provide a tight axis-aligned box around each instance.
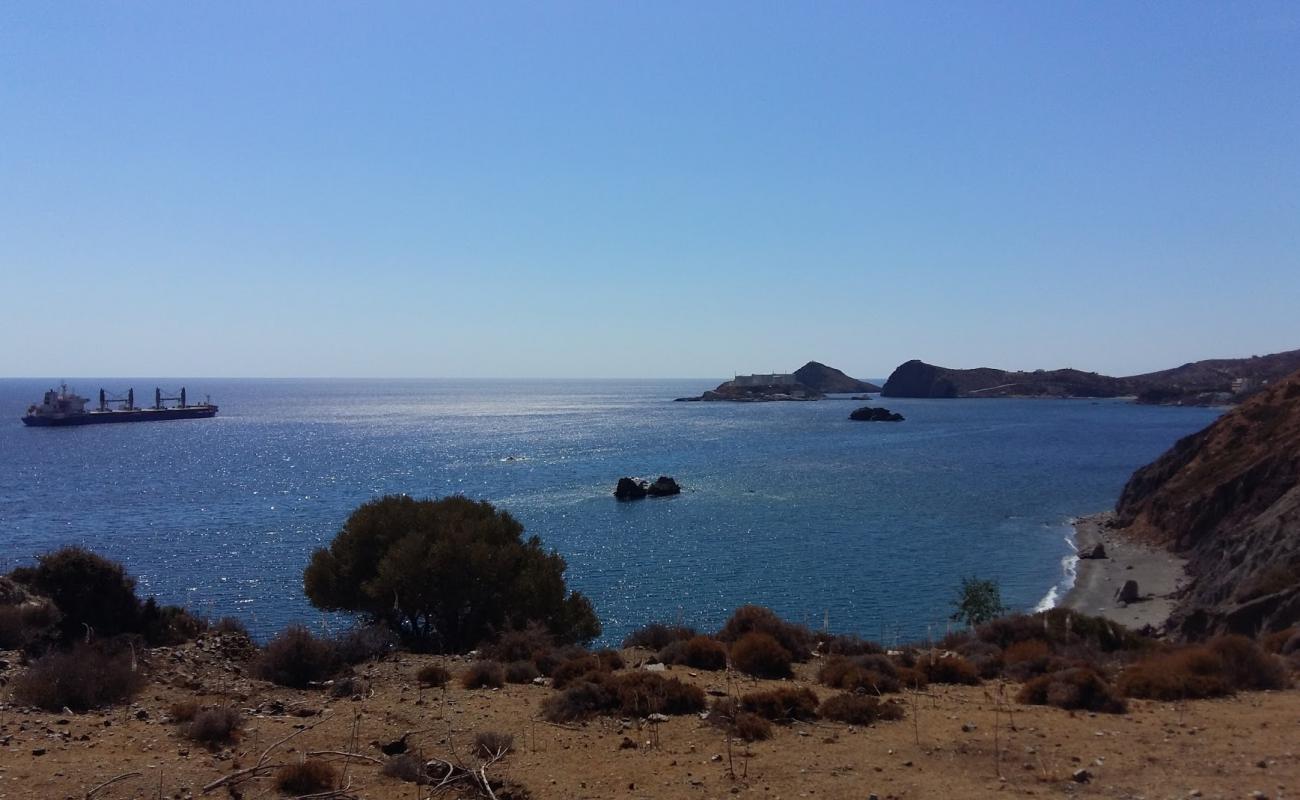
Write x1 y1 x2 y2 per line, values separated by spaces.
184 706 242 746
474 730 515 758
274 759 337 795
417 663 451 687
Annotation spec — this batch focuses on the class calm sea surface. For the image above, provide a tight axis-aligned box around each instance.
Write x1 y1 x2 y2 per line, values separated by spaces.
0 379 1220 645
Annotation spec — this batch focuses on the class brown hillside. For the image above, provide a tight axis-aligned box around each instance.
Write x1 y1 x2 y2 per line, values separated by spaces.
1115 368 1300 636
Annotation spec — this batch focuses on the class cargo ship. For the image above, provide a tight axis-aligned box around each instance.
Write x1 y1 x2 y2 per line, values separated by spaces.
22 384 218 426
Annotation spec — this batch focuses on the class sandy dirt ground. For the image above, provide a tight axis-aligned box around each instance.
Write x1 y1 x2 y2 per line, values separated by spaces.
1062 513 1188 632
1 637 1297 800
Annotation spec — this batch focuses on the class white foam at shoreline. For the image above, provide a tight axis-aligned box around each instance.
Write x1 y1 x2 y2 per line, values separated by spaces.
1033 526 1079 612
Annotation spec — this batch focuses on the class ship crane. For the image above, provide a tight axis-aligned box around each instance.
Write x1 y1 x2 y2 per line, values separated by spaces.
153 387 191 409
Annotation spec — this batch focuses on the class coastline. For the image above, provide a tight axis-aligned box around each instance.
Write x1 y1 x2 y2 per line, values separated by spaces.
1060 511 1187 632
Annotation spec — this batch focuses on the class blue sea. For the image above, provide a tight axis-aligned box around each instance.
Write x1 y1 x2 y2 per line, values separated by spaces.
0 379 1221 646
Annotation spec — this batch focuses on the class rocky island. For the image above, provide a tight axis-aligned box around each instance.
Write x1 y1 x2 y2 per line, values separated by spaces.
880 347 1300 403
676 361 876 402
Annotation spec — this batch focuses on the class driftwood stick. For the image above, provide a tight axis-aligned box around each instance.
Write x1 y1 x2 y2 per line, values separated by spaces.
305 750 385 765
85 771 143 799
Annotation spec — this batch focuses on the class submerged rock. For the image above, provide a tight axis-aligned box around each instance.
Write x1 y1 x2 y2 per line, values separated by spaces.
849 406 904 422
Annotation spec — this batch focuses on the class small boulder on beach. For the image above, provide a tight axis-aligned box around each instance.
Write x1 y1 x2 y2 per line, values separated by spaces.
1115 579 1141 604
1079 542 1107 560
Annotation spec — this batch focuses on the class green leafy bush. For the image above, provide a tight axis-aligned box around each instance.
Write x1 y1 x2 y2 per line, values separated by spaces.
303 495 599 652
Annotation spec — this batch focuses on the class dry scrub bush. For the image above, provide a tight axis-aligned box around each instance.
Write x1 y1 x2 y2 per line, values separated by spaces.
976 609 1145 654
1118 648 1231 700
955 640 1005 679
706 698 773 741
1261 627 1298 654
740 687 819 723
659 636 728 671
417 663 451 687
613 671 706 716
461 660 506 689
275 759 337 795
1002 639 1051 680
550 654 606 689
185 707 243 747
718 605 813 660
1018 667 1127 713
482 623 554 668
381 754 428 784
12 643 144 711
0 603 59 651
253 625 340 688
505 660 541 684
541 672 704 722
333 623 397 664
474 730 515 758
730 632 794 679
168 700 200 722
330 675 369 698
918 653 980 685
214 616 249 636
622 622 697 650
1118 636 1288 701
1208 635 1291 690
818 693 906 725
817 633 884 657
817 654 900 693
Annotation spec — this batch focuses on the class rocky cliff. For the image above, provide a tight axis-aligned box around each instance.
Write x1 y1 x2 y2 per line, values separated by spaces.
792 361 881 394
1113 369 1300 637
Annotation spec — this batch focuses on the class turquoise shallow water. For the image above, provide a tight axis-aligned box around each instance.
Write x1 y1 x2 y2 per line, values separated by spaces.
0 379 1220 644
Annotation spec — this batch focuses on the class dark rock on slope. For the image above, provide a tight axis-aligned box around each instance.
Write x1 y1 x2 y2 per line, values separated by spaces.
1113 368 1300 637
793 361 881 394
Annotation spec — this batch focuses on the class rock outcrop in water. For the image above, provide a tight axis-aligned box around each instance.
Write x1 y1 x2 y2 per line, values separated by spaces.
849 406 904 422
880 348 1300 403
615 476 681 500
1112 367 1300 637
793 361 881 394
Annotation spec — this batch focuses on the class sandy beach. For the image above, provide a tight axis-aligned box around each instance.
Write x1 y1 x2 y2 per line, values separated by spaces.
1061 512 1188 631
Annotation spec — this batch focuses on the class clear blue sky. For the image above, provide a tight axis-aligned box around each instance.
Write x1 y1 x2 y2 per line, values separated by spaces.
2 2 1297 379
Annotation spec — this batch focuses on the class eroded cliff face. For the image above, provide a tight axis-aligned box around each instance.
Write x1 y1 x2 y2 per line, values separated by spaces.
1114 370 1300 637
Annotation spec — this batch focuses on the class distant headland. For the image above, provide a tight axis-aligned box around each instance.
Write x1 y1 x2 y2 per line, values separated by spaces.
676 361 880 402
879 347 1300 405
